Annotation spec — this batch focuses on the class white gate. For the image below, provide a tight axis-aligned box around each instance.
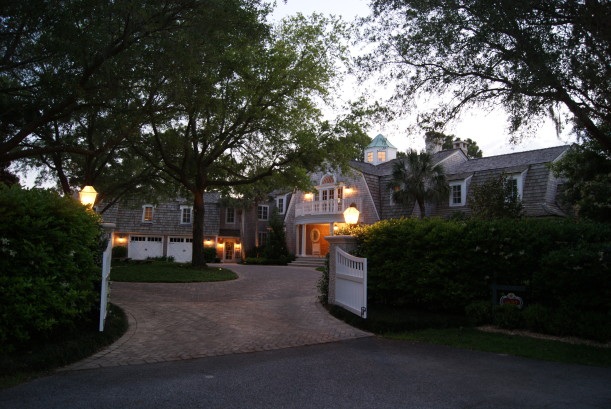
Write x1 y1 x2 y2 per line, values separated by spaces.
335 247 367 318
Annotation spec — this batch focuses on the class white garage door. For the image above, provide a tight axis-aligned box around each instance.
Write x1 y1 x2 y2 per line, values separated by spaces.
167 237 193 263
128 236 163 260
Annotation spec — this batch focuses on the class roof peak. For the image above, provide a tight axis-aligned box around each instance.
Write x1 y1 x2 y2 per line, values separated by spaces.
367 134 397 149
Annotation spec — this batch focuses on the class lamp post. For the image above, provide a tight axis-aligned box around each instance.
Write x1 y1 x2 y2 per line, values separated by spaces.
79 185 113 332
343 203 360 226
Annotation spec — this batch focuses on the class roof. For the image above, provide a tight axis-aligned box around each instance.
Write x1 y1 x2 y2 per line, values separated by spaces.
366 134 397 149
450 145 569 175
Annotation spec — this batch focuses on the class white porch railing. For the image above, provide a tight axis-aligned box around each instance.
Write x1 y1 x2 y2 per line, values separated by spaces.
296 198 362 217
335 247 367 318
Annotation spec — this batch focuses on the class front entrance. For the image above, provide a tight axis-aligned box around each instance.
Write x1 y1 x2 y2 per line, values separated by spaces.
224 242 234 261
296 223 332 257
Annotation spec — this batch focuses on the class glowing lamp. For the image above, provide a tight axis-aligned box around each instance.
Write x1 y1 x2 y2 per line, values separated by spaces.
343 204 360 225
304 193 313 200
344 187 353 194
79 186 98 207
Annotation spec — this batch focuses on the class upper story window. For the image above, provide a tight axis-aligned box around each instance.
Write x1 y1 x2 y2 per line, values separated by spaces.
180 206 192 224
367 152 373 163
321 175 335 184
257 205 269 221
378 151 386 162
142 205 154 223
258 231 268 247
449 179 469 207
506 173 525 200
277 197 285 214
226 207 235 224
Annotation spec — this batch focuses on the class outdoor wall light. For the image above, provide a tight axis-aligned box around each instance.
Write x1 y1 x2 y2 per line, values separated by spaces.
343 204 360 225
304 192 313 200
79 185 98 207
344 187 353 194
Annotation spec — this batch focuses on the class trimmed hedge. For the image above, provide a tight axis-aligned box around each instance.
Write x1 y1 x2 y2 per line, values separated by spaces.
352 217 611 341
0 186 102 352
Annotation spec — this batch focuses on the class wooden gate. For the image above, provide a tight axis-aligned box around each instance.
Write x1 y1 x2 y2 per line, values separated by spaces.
335 247 367 318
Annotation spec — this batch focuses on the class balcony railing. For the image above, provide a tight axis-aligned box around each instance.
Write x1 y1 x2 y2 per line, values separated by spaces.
295 198 362 217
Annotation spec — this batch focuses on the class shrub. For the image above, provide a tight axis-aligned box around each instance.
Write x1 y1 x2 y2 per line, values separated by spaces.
112 245 127 258
0 186 101 352
317 254 330 304
203 247 217 263
465 300 494 326
494 304 524 330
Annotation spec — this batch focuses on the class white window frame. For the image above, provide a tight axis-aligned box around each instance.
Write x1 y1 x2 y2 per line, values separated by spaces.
226 207 235 224
276 195 286 214
377 150 386 162
257 205 269 221
142 205 154 223
180 205 193 224
449 180 468 207
507 172 526 201
366 151 373 163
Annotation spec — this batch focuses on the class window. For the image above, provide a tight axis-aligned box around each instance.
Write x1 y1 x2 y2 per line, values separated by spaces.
147 237 162 242
449 181 467 207
367 152 373 162
131 236 146 242
180 206 192 224
321 175 335 184
277 197 285 214
258 231 268 247
257 205 269 220
506 174 524 200
378 151 386 162
142 205 154 222
226 208 235 224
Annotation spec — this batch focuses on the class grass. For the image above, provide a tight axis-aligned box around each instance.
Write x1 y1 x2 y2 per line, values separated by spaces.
328 304 611 367
110 260 238 283
387 328 611 367
0 303 128 389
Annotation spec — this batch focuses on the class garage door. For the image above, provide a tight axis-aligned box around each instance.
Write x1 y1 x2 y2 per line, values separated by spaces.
167 237 193 263
128 236 163 260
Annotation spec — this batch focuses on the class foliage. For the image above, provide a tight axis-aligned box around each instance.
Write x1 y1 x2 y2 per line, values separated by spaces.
0 185 101 351
262 209 291 261
352 217 611 341
426 131 483 158
550 140 611 222
317 253 330 304
202 247 218 264
387 149 448 218
111 246 127 259
469 173 524 219
364 0 611 152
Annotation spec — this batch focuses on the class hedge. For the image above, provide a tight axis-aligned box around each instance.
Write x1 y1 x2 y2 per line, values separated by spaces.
0 185 102 351
352 217 611 341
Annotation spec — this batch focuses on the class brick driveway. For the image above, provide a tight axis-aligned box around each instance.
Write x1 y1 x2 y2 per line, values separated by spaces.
63 264 370 370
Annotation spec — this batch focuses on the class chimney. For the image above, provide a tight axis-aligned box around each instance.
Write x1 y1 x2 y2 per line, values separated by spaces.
453 139 469 155
424 133 443 154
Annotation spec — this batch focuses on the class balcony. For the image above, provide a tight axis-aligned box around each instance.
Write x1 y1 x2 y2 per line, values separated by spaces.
295 198 362 217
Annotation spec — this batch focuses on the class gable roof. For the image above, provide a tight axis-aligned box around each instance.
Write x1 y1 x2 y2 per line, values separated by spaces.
449 145 569 175
367 134 397 149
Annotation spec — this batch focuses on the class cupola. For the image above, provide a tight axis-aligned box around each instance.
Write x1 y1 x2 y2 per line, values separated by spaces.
364 134 397 165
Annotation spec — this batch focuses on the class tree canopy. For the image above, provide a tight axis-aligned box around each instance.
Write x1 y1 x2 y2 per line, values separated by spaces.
363 0 611 152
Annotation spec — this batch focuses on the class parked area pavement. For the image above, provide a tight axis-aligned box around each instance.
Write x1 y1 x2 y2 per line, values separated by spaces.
3 337 611 409
62 264 370 370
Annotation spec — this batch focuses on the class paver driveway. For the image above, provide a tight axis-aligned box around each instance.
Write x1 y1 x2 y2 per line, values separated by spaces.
63 264 370 370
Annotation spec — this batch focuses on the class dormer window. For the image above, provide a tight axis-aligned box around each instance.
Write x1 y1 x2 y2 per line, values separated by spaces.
367 152 373 163
378 151 386 162
142 205 154 222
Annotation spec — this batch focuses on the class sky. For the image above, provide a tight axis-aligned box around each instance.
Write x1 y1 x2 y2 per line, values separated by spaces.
270 0 576 157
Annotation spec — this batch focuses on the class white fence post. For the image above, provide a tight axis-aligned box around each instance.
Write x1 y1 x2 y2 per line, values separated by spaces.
99 222 115 331
325 235 367 319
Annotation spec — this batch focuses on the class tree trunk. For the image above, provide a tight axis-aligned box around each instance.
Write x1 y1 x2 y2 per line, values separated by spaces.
192 190 207 267
417 199 426 219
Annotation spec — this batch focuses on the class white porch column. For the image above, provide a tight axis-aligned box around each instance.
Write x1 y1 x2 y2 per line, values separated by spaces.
329 222 334 236
295 225 301 256
301 223 307 256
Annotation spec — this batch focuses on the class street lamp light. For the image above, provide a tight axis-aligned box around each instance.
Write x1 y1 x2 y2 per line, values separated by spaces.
79 185 98 207
343 204 360 225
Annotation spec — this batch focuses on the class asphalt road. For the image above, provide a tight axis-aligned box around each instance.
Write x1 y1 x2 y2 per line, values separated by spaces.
2 337 610 409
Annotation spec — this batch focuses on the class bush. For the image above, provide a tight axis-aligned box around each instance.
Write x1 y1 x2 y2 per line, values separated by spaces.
203 247 217 263
465 300 494 326
112 245 127 258
0 186 101 352
494 304 524 330
317 254 330 304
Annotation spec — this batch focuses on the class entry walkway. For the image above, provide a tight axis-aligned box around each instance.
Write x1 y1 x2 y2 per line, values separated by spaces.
63 264 370 370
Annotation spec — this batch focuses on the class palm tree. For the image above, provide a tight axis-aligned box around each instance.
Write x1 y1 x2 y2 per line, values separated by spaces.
388 149 448 218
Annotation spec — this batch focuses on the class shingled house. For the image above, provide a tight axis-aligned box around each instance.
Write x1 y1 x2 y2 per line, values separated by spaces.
104 135 569 262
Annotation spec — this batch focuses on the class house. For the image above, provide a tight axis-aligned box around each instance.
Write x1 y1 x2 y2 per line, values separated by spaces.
103 134 569 262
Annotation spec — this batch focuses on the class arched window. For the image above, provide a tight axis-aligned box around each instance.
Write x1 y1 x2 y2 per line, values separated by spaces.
321 175 335 185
